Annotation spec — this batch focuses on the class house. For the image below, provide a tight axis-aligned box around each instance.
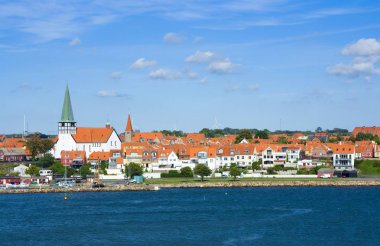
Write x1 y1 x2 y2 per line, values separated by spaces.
52 85 122 159
297 159 325 170
262 146 287 168
0 176 21 185
330 143 355 170
305 139 329 159
283 146 304 163
354 141 375 159
375 145 380 159
0 148 27 162
217 144 258 168
352 126 380 138
188 146 217 169
60 151 86 167
317 168 334 178
132 132 163 144
13 164 29 177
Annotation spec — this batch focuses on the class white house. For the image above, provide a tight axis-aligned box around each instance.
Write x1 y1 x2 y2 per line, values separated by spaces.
52 85 121 159
217 145 258 169
261 147 287 168
13 164 29 177
331 143 355 170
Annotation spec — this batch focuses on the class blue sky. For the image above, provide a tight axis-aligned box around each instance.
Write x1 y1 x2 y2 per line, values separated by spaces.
1 0 380 135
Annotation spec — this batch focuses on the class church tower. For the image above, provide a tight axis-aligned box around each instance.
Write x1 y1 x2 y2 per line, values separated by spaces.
58 84 77 135
125 114 133 142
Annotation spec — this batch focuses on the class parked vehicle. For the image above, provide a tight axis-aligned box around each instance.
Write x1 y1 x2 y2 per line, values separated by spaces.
92 182 105 188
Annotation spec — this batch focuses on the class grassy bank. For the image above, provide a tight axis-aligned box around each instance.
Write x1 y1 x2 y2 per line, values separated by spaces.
355 159 380 175
143 177 337 185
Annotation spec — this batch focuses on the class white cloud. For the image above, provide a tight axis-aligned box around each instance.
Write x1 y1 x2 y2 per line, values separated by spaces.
199 77 208 84
342 38 380 56
182 69 198 79
69 37 81 46
185 51 216 63
193 36 204 43
110 71 123 80
149 68 180 80
96 90 127 97
327 62 380 77
225 83 260 93
327 38 380 78
163 32 184 44
208 58 238 74
130 58 157 69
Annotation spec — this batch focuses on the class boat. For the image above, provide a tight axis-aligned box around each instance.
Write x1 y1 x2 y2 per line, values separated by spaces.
92 159 105 188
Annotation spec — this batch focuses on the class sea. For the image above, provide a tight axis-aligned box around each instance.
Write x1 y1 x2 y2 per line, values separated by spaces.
0 187 379 245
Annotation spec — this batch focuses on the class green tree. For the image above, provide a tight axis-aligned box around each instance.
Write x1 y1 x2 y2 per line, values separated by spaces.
49 161 65 175
252 161 261 170
100 161 108 175
193 164 211 182
49 162 75 176
37 153 55 168
229 166 242 181
25 135 40 160
79 164 92 178
125 162 143 178
180 166 193 177
26 165 40 176
25 135 54 160
235 129 253 143
278 136 288 144
254 130 269 139
200 128 213 138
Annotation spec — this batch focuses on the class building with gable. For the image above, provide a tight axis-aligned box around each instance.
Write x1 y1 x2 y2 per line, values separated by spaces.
52 85 122 160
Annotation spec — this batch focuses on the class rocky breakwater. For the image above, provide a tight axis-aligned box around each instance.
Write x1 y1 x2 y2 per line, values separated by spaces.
0 184 157 194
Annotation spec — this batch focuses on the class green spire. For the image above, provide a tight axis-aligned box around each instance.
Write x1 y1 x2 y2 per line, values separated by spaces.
60 84 75 122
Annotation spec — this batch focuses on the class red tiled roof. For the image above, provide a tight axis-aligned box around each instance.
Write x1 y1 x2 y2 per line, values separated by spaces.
72 127 114 143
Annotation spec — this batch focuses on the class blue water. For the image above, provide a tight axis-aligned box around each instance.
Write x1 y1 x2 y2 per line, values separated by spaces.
0 187 379 245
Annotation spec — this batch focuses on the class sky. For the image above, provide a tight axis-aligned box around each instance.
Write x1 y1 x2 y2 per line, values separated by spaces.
1 0 380 135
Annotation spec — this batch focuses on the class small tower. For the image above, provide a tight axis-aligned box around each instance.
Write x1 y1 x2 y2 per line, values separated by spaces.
125 114 133 143
58 84 77 135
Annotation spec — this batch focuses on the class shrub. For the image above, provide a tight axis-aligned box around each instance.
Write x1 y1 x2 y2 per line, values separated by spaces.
180 167 193 177
161 170 182 178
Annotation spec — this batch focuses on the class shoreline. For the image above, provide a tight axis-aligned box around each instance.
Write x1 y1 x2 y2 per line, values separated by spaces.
1 180 380 194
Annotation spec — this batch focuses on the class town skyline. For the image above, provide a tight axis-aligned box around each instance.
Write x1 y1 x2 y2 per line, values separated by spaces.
1 0 380 134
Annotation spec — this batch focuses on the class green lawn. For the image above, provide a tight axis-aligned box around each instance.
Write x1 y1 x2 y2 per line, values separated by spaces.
143 177 337 185
355 159 380 175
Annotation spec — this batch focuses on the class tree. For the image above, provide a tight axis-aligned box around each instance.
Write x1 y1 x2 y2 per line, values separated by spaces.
254 130 269 139
37 153 55 168
278 136 288 144
79 164 92 178
100 161 108 174
25 135 54 160
180 166 193 177
235 129 253 143
252 161 261 170
125 162 143 178
26 165 40 176
49 161 65 175
315 127 323 133
229 166 242 181
49 162 75 176
193 164 211 182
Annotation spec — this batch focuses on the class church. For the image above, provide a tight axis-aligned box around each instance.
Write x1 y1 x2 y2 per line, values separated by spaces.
52 85 122 159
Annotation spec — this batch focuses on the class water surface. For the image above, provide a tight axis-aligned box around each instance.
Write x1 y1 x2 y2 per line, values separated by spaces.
0 187 379 245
